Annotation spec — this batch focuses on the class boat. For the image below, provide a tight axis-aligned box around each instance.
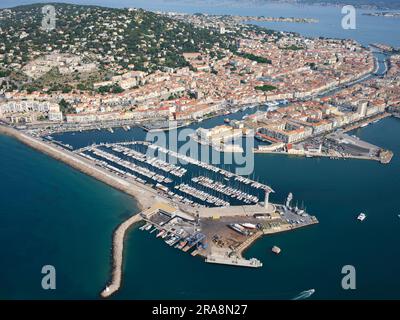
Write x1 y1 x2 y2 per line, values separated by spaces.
178 240 188 250
272 246 281 255
161 232 169 239
107 127 114 133
241 223 257 230
357 213 366 221
224 118 230 123
156 230 165 238
292 289 315 300
228 223 249 235
360 123 368 128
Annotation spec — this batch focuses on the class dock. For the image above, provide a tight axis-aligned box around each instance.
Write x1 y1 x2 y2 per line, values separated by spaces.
236 230 264 256
342 112 391 133
205 255 262 268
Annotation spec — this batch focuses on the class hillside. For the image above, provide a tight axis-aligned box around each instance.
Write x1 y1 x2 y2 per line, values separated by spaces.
0 3 238 92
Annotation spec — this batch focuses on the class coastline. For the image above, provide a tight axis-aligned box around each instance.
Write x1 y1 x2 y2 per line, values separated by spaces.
0 124 158 212
0 124 178 299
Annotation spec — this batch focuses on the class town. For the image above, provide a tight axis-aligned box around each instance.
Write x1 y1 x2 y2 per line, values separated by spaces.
1 4 398 133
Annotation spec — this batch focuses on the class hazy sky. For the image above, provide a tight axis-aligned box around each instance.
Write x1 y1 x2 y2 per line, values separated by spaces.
0 0 220 10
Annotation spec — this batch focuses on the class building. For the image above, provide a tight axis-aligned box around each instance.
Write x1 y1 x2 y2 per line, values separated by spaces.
196 125 243 144
258 120 313 143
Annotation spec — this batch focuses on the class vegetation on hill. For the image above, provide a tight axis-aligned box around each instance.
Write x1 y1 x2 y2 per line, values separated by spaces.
255 84 277 92
0 2 238 91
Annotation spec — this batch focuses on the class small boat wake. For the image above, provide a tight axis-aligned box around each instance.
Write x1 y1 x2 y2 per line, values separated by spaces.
292 289 315 300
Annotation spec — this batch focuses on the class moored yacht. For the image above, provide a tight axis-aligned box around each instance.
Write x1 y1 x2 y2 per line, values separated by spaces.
357 213 366 221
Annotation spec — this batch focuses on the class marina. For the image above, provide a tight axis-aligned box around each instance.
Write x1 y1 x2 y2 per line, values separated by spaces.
140 120 190 132
40 126 319 297
74 140 273 209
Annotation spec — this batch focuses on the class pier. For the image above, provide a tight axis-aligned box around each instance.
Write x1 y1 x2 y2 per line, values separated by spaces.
74 141 273 209
205 255 262 268
101 202 178 298
100 213 143 298
253 113 393 164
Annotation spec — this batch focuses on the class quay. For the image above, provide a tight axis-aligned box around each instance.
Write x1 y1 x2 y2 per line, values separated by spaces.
341 112 391 133
253 112 394 164
236 230 264 256
23 118 144 136
205 255 262 268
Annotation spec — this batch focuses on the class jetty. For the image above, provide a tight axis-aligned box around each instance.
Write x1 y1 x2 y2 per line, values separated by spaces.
101 202 178 298
100 213 143 298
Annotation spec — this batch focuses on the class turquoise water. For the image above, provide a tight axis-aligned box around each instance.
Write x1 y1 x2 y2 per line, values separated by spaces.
0 134 138 299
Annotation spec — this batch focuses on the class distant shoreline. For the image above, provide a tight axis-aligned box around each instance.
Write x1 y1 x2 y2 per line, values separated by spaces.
1 1 398 12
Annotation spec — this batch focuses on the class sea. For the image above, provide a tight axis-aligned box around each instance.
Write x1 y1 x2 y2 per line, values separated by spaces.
1 0 400 300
